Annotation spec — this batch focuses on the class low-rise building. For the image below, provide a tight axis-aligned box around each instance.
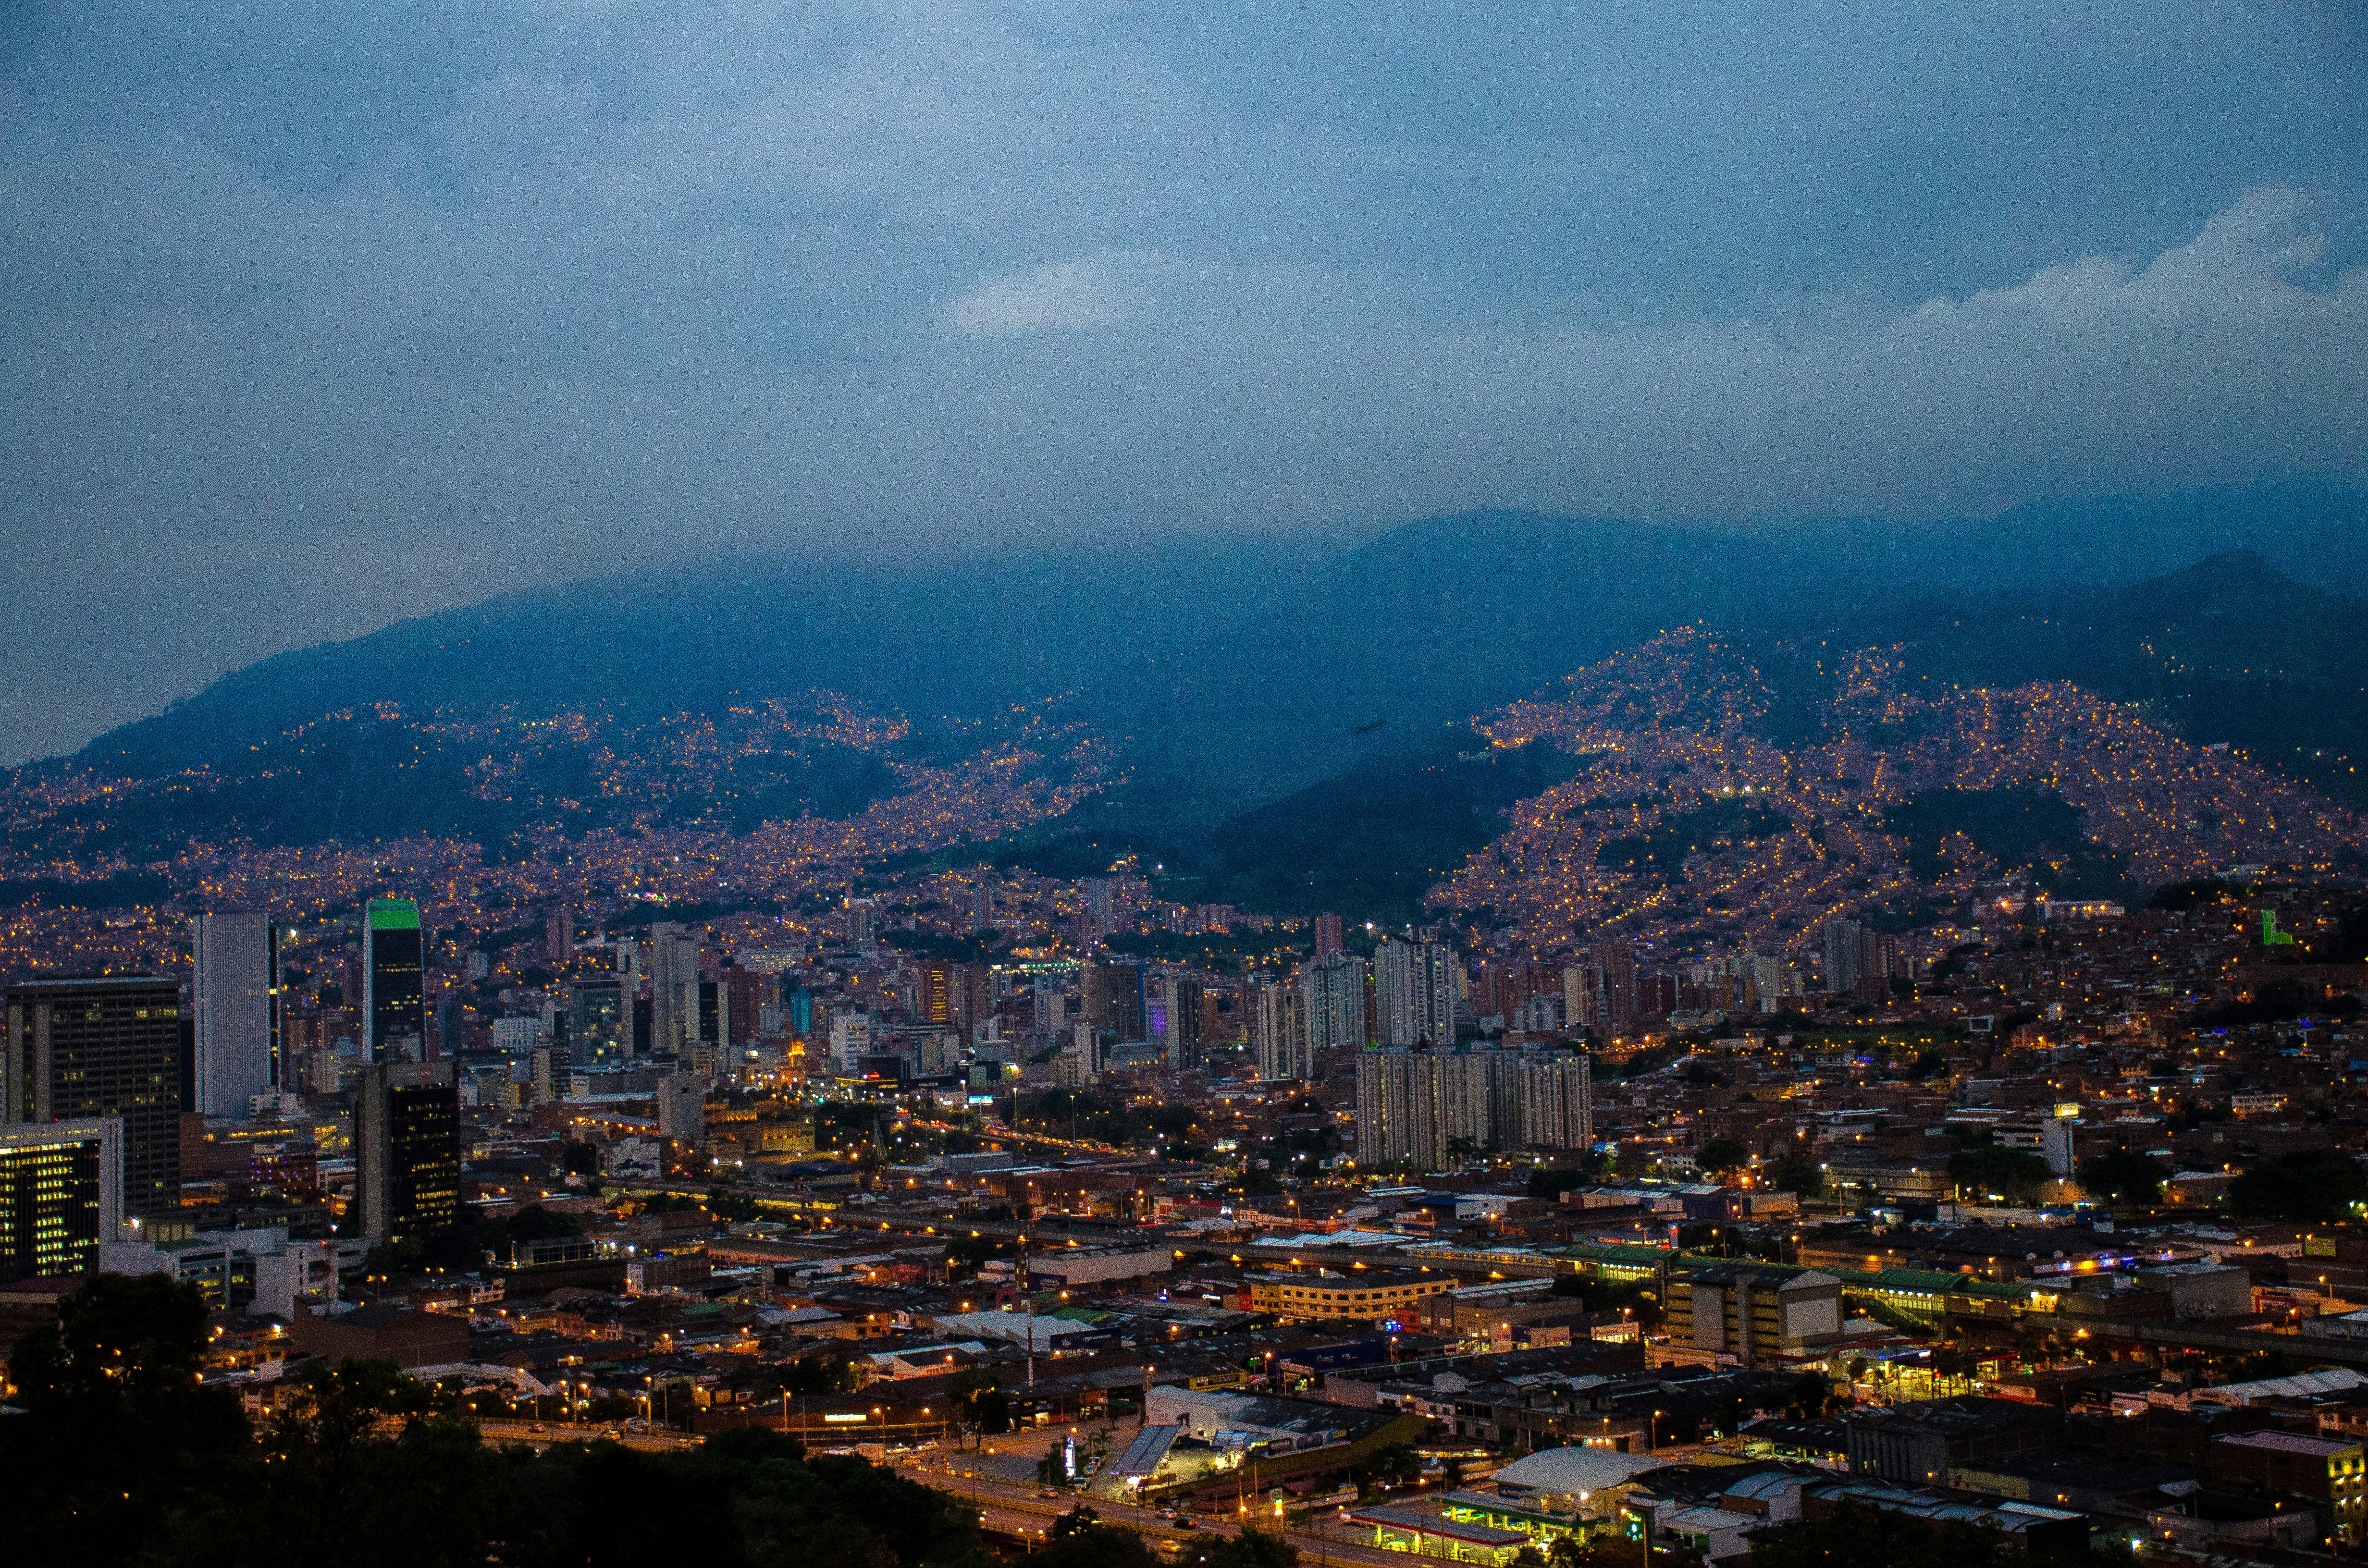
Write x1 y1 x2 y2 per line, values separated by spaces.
2209 1430 2368 1546
1246 1268 1453 1324
1664 1265 1844 1367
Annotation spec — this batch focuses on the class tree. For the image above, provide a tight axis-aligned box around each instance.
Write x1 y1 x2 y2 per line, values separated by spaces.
1769 1151 1824 1198
2232 1149 2368 1223
1945 1144 2051 1204
0 1273 248 1568
2078 1147 2169 1208
1053 1506 1106 1540
1695 1138 1749 1179
1352 1442 1422 1500
1037 1524 1161 1568
1181 1527 1300 1568
1548 1532 1644 1568
8 1269 211 1409
0 1274 1005 1568
946 1367 1011 1440
1785 1370 1838 1417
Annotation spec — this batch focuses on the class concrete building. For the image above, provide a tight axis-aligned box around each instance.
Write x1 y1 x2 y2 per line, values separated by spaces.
1843 1397 2062 1488
1665 1265 1844 1368
1304 952 1369 1054
192 910 280 1117
1377 936 1456 1047
1355 1048 1490 1169
647 922 700 1058
1516 1054 1594 1152
1255 982 1312 1082
1158 975 1204 1071
2210 1431 2367 1545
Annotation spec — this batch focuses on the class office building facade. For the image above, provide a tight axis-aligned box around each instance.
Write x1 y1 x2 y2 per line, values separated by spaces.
361 898 426 1063
0 1118 123 1281
1083 958 1145 1041
355 1058 460 1245
4 977 182 1216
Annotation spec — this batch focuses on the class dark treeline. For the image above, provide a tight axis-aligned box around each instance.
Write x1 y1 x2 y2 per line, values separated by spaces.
2 1274 997 1568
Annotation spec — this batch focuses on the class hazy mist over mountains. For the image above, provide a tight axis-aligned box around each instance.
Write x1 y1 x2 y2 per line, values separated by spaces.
17 481 2360 869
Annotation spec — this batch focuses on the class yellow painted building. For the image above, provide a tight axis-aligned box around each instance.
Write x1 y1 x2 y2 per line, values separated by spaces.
1249 1269 1453 1323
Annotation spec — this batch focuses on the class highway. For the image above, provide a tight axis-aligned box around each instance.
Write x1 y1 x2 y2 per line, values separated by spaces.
474 1417 702 1452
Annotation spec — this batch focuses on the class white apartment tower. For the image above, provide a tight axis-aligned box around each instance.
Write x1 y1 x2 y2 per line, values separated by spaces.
1302 951 1369 1055
1254 982 1311 1082
1376 936 1455 1046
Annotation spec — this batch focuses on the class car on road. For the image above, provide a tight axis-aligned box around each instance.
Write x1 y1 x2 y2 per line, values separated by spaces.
527 1424 547 1434
1037 1489 1060 1499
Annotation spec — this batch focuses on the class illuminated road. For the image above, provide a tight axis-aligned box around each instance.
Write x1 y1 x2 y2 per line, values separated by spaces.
889 1453 1418 1568
475 1417 701 1452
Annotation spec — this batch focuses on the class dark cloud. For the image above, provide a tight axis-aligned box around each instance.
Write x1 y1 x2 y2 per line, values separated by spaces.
2 2 2364 762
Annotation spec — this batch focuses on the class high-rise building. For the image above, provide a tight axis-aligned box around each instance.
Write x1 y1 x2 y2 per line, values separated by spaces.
1159 976 1205 1071
1376 937 1455 1047
1353 1046 1593 1168
568 979 623 1066
844 896 878 951
1082 879 1114 945
1353 1049 1488 1169
1254 983 1312 1082
1743 952 1793 1014
725 967 766 1046
968 884 994 932
1313 914 1344 960
193 910 281 1117
690 978 729 1077
827 1011 873 1072
544 908 576 966
1301 952 1369 1055
4 977 182 1216
789 986 815 1037
1082 958 1145 1041
952 963 993 1035
918 962 955 1027
647 923 701 1057
354 1058 459 1245
1592 942 1638 1027
0 1118 123 1280
433 991 466 1059
360 898 426 1063
1516 1054 1594 1152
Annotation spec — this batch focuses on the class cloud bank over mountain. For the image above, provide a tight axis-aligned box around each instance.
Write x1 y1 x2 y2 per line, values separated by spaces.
1 4 2363 762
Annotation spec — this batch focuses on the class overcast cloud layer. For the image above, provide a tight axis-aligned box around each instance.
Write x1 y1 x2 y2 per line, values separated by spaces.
3 3 2366 763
